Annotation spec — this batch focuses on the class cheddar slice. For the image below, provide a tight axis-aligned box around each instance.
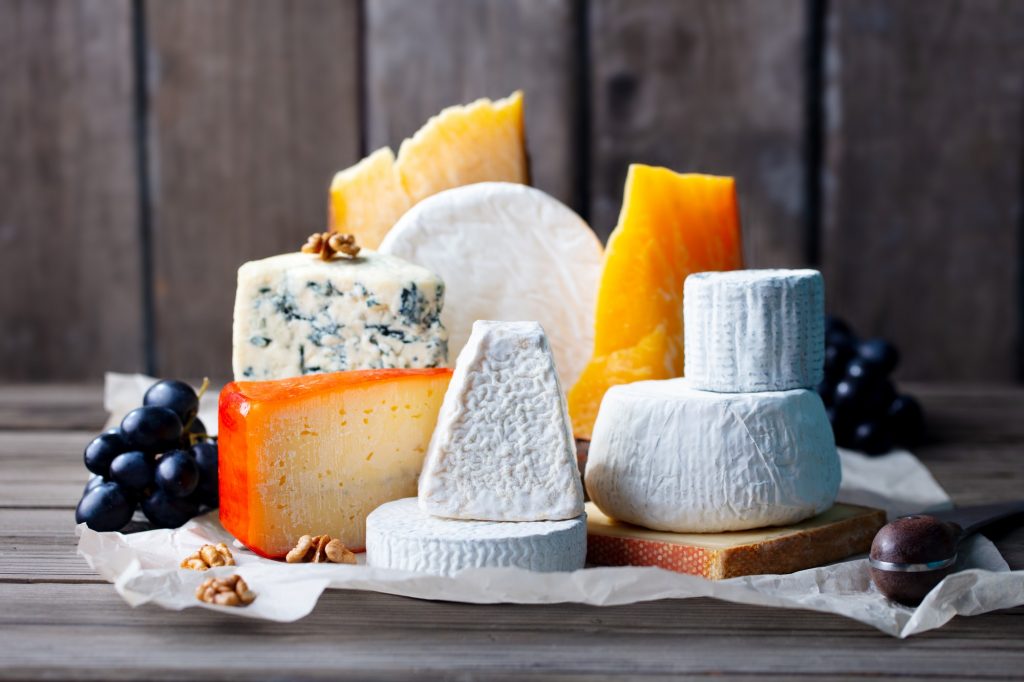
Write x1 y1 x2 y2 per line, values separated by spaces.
568 165 744 438
219 368 452 557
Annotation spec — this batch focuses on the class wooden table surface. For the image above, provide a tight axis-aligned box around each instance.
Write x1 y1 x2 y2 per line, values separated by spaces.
1 383 1022 680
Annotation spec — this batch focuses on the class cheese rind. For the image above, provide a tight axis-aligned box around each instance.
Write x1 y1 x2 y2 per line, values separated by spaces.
232 250 447 381
418 321 585 522
585 379 840 533
378 182 602 388
366 498 587 575
218 369 452 557
684 269 825 393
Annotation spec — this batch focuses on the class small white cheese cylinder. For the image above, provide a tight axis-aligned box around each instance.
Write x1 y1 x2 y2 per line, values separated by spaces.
585 379 840 533
366 498 586 575
684 269 825 393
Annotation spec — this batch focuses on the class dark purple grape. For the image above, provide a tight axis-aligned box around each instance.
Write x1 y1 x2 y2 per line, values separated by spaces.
109 450 154 492
155 450 199 498
76 482 136 532
833 375 869 410
846 356 884 381
851 420 893 455
142 489 199 528
858 338 900 374
888 394 925 445
84 474 106 495
121 406 183 453
191 441 219 506
824 342 856 382
825 315 852 337
180 417 209 447
861 378 897 419
84 432 129 477
144 380 200 425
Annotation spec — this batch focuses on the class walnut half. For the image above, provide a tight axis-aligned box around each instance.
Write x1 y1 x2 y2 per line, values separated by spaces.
180 543 236 571
285 534 357 564
196 574 256 607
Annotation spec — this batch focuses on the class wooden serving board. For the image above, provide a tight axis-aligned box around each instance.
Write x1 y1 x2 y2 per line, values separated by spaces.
586 502 886 579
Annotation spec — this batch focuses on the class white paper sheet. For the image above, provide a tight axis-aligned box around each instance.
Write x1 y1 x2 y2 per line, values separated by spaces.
78 373 1024 636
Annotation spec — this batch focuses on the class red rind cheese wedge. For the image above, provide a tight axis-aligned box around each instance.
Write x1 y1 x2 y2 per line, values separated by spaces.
219 368 453 558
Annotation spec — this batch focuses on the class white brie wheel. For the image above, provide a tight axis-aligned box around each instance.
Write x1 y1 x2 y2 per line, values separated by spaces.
366 498 587 575
378 182 603 388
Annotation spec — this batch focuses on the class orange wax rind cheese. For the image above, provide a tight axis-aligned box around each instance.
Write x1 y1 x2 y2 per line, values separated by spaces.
567 165 744 439
329 91 529 249
219 368 452 558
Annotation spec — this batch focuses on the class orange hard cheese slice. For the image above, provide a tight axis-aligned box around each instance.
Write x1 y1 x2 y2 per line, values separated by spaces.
567 165 744 439
329 91 528 249
219 368 452 558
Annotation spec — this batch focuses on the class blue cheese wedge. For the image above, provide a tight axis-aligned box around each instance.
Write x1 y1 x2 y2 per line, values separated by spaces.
418 320 585 522
232 250 447 381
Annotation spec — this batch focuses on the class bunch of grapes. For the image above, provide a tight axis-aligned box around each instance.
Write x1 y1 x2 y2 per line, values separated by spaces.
76 380 218 532
817 316 925 455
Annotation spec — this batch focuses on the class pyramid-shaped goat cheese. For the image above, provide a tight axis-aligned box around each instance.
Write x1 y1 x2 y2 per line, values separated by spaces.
419 321 585 521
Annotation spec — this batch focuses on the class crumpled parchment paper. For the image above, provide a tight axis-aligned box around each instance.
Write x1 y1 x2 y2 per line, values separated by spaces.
78 373 1024 636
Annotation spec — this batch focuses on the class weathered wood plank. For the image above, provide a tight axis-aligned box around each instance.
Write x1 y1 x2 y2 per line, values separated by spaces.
0 384 105 432
145 0 362 380
0 584 1022 681
0 431 93 508
0 0 144 382
823 0 1024 382
588 0 807 260
365 0 581 209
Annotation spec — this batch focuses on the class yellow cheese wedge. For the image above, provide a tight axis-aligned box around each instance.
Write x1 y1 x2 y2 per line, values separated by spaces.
568 165 744 438
219 369 452 557
328 91 528 249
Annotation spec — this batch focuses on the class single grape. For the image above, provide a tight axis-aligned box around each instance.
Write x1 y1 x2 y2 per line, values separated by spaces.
155 450 199 498
846 356 884 381
191 441 219 507
121 406 183 453
833 375 869 410
851 420 893 455
825 315 852 337
858 338 900 374
84 474 106 495
109 450 154 492
144 379 199 425
142 489 199 528
826 404 856 448
888 394 925 445
824 342 855 382
83 432 129 477
75 482 136 532
180 417 209 447
861 378 897 418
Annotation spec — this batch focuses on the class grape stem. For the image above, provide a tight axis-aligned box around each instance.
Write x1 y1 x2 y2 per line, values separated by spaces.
183 377 217 446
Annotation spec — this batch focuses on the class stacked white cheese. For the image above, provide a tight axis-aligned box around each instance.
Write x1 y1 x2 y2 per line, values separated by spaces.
367 320 587 575
586 269 840 533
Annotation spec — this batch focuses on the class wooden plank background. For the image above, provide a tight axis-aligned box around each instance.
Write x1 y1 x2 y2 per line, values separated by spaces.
1 0 1022 383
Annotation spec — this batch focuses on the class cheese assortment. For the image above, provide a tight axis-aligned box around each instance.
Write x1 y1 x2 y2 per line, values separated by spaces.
367 321 587 574
232 250 447 381
379 183 603 387
60 89 895 600
218 368 452 557
418 321 584 522
567 165 745 439
585 379 840 532
683 269 825 393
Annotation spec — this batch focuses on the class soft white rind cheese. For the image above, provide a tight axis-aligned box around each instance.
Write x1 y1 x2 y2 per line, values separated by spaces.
232 250 447 381
586 379 840 533
366 498 586 575
418 320 585 522
683 269 825 393
378 182 602 388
